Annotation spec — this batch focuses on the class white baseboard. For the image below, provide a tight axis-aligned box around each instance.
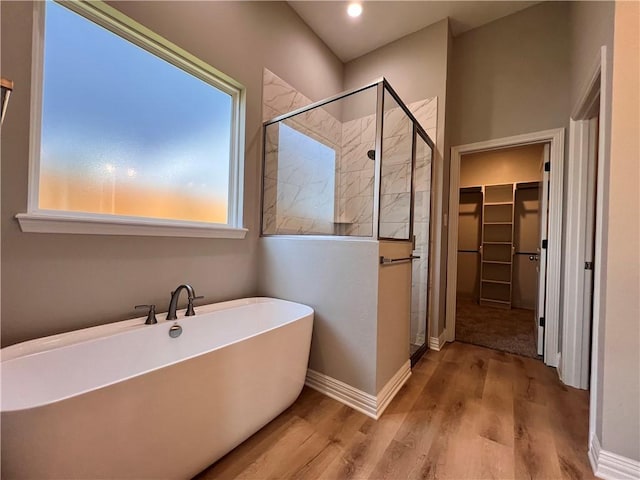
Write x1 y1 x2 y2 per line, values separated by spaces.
589 434 640 480
429 332 447 351
376 360 412 418
305 361 411 420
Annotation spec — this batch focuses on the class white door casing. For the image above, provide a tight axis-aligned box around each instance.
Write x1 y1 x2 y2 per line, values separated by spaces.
535 145 550 357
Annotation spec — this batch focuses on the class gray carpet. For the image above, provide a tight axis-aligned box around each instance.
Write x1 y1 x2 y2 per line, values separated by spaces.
455 298 539 358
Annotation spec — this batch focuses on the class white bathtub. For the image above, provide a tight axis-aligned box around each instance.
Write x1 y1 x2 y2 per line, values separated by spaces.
1 297 313 479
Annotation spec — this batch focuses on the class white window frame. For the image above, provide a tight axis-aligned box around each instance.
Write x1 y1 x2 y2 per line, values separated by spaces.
16 0 247 239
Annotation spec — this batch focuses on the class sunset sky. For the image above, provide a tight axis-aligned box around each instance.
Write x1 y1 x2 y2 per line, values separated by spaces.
40 1 232 222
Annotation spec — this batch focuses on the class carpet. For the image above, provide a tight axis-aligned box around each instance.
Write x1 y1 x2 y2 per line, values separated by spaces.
455 298 539 358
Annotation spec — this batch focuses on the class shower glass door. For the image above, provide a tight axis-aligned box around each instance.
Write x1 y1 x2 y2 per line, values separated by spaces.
378 88 413 240
410 131 433 363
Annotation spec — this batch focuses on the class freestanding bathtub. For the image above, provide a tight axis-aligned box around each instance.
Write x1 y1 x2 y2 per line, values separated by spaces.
1 297 313 479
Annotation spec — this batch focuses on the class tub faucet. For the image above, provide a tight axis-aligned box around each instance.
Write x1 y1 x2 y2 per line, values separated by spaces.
167 284 199 320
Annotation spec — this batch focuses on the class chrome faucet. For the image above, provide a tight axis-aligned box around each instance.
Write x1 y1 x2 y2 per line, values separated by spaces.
167 284 202 320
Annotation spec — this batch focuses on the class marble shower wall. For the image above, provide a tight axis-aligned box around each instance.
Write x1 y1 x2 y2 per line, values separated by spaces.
336 98 437 243
262 69 342 235
335 115 376 236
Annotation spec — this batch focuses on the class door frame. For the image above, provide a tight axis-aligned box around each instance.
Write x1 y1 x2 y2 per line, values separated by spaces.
561 55 603 391
446 128 565 367
563 52 610 465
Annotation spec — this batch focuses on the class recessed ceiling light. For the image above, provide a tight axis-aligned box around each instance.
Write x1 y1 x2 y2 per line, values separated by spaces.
347 3 362 18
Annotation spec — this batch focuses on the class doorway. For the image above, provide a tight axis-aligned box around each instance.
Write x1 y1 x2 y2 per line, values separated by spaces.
446 129 565 366
452 144 546 358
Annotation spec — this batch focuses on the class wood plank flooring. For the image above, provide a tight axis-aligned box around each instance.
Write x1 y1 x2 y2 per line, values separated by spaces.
195 342 593 480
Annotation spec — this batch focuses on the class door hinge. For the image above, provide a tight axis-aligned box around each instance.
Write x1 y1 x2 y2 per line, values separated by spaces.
544 161 550 172
585 261 594 270
539 317 545 327
542 239 548 249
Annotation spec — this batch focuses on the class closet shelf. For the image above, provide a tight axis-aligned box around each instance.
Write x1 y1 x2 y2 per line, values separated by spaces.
480 182 516 309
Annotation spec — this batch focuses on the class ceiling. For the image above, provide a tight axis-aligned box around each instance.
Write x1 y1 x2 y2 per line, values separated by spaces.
288 1 539 62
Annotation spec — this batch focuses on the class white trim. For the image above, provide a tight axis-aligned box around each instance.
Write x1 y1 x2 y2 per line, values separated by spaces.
561 118 592 388
429 332 446 351
305 361 411 420
589 435 640 480
24 1 246 236
15 212 248 239
572 55 602 120
305 369 377 418
376 361 412 418
446 129 565 367
556 351 563 381
589 45 611 450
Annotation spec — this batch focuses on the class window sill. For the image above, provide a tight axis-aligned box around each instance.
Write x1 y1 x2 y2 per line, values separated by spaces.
15 212 248 239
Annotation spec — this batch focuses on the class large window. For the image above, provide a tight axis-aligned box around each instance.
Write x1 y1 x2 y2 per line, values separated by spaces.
17 1 246 238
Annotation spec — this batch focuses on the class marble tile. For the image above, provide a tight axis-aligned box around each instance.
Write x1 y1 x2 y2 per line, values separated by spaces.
341 143 371 172
414 191 430 223
413 157 432 193
382 134 413 165
263 104 281 123
346 196 373 224
262 177 277 216
379 222 409 239
358 222 373 237
264 124 279 154
340 171 361 199
414 221 430 250
263 71 304 116
381 163 410 194
360 115 377 144
359 169 375 198
426 127 436 143
342 119 361 148
263 152 279 181
262 213 277 235
383 106 412 138
409 97 437 132
380 193 410 223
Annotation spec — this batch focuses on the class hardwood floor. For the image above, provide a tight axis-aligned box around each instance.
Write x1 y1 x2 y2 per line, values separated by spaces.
195 342 593 480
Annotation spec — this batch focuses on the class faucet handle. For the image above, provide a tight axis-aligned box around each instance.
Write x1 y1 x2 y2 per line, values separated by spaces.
185 296 204 317
135 304 158 325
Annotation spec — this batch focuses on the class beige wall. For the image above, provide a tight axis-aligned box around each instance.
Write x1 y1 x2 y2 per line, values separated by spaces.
377 241 412 391
0 1 343 346
258 237 380 394
459 144 544 187
599 0 640 461
456 191 481 300
569 2 615 112
448 2 571 147
343 19 451 339
512 187 540 309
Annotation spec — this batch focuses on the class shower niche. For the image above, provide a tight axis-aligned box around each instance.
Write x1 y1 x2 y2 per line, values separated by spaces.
259 77 436 409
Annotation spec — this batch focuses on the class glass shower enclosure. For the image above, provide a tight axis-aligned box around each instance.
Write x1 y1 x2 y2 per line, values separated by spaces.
261 78 434 365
